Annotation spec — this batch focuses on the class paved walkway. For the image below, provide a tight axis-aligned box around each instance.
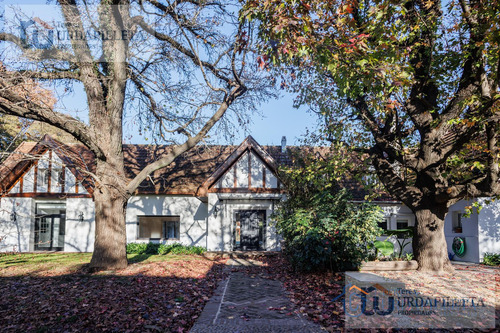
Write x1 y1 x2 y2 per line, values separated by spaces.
190 258 323 333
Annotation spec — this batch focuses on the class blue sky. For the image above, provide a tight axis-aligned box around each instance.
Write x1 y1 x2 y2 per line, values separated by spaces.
1 0 319 146
232 96 319 146
60 84 319 146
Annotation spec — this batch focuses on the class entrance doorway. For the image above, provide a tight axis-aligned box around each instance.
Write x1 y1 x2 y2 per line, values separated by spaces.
34 203 66 251
233 210 266 251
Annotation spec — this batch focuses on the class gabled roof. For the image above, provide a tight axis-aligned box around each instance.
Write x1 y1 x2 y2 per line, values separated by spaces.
0 135 293 197
0 135 396 201
198 136 281 195
0 135 95 196
0 141 39 194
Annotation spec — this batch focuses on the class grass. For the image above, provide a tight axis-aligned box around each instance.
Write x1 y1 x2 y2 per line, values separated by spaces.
0 252 92 276
0 252 207 276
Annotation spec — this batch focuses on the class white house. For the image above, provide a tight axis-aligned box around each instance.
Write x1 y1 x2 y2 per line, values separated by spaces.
0 135 498 263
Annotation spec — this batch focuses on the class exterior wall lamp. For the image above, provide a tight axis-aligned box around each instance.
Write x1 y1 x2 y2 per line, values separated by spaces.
78 211 84 222
10 212 17 222
213 200 223 218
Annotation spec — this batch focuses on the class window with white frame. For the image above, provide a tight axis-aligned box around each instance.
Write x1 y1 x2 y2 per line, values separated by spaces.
53 168 64 185
396 218 410 230
38 168 49 187
378 217 389 234
138 216 180 240
452 211 463 233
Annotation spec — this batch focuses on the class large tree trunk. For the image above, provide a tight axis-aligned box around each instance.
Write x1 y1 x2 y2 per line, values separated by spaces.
413 205 454 272
89 187 128 270
89 159 129 270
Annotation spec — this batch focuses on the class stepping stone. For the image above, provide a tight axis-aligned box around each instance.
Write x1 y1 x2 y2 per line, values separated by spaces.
345 271 405 293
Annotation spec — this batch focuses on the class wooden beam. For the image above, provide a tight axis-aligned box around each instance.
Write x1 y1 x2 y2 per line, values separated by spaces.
233 163 237 188
208 187 284 194
200 136 280 191
5 193 91 198
262 167 266 188
47 150 52 193
61 166 66 193
34 162 38 194
248 151 252 188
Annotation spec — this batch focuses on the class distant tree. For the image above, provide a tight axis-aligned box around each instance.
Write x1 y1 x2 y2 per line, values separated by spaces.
0 114 19 153
244 0 500 271
0 0 271 269
0 64 67 155
1 115 79 155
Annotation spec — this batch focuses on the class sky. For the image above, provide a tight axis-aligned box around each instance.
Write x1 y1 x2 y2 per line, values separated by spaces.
0 0 320 146
232 96 319 146
59 84 319 146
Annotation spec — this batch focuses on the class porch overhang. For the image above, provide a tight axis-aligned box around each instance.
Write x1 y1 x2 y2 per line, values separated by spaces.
216 193 284 201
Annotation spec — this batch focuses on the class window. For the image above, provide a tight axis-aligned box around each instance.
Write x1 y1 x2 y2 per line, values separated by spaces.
38 168 49 187
165 220 180 239
53 169 64 186
40 219 49 233
452 211 463 233
378 218 389 233
138 216 180 240
397 219 409 230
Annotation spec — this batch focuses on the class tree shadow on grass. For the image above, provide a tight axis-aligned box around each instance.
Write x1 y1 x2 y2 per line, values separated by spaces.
0 259 226 332
127 253 153 264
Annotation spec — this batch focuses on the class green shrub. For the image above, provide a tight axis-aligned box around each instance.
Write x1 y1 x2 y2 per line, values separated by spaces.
127 242 206 255
126 242 148 254
167 243 206 255
276 189 383 272
145 242 160 254
158 244 170 255
482 253 500 266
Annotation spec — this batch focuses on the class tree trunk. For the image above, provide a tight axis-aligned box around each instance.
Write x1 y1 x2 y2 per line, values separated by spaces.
89 160 129 271
413 206 454 272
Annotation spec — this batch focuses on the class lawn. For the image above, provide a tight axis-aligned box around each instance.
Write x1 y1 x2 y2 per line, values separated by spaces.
0 253 227 332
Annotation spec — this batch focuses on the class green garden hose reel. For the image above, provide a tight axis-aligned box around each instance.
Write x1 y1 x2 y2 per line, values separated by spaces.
452 237 466 257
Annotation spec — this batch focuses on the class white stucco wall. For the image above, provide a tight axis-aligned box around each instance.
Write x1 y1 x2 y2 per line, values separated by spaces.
218 152 278 189
375 203 415 255
0 197 33 252
477 198 500 262
444 200 480 263
126 195 208 247
64 198 95 252
206 193 282 251
375 200 494 263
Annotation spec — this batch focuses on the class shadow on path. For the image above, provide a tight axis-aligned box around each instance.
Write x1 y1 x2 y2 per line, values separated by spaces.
190 258 323 333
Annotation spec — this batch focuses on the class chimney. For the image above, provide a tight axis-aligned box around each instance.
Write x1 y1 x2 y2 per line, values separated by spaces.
281 136 287 153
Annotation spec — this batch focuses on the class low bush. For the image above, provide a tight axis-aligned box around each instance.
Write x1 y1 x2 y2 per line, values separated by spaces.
127 242 206 255
126 242 148 254
482 253 500 266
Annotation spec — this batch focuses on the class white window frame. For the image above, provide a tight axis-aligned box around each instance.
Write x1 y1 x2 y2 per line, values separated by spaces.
387 214 415 231
451 211 463 233
38 168 49 187
137 216 180 240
